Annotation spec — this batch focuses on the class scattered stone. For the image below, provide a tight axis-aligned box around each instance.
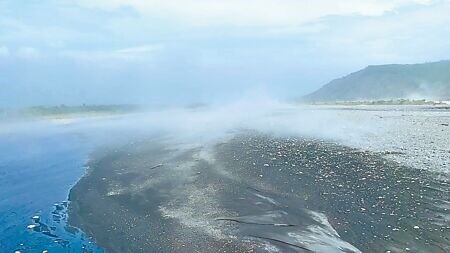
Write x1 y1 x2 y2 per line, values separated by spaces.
27 224 38 229
149 164 163 170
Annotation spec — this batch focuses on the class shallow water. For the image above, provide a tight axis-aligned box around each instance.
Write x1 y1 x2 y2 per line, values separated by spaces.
0 124 104 253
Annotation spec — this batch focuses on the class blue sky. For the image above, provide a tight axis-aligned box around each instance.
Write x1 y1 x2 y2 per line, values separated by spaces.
1 0 450 106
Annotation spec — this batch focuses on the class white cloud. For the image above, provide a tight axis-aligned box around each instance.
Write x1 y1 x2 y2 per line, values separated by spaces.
75 0 435 27
301 1 450 64
116 44 164 54
61 44 164 62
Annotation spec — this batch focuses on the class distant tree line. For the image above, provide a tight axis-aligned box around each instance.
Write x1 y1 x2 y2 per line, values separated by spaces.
22 104 140 116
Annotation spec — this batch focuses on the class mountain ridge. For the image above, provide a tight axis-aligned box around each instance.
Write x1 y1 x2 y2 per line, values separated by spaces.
303 60 450 102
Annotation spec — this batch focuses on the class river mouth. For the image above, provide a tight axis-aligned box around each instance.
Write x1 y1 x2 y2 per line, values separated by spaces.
68 132 449 253
2 105 449 253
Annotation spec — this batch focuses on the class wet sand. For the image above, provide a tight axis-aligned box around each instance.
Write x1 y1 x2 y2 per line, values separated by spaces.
69 134 449 253
68 138 258 253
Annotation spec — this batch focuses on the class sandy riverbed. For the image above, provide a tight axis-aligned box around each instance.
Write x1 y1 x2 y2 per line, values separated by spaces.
68 105 450 253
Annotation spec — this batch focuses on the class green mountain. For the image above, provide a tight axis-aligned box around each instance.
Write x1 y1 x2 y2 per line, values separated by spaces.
303 60 450 102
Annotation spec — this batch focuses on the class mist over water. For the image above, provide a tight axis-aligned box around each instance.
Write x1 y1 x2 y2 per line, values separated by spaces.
1 98 437 172
0 100 358 141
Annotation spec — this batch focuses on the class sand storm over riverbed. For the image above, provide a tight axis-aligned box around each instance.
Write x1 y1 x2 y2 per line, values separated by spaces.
68 105 449 253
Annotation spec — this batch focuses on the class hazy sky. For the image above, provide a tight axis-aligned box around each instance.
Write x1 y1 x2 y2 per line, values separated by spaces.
1 0 450 106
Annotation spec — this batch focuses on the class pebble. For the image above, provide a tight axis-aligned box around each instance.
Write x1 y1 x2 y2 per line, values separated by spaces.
27 224 38 229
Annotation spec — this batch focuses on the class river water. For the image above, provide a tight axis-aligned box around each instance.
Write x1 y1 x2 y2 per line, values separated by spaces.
0 120 104 253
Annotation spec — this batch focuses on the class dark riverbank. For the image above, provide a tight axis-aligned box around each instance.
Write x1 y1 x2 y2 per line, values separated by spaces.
68 134 449 253
68 138 257 252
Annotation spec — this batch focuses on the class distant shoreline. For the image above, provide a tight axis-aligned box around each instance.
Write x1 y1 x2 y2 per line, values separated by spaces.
300 99 450 106
0 104 141 121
